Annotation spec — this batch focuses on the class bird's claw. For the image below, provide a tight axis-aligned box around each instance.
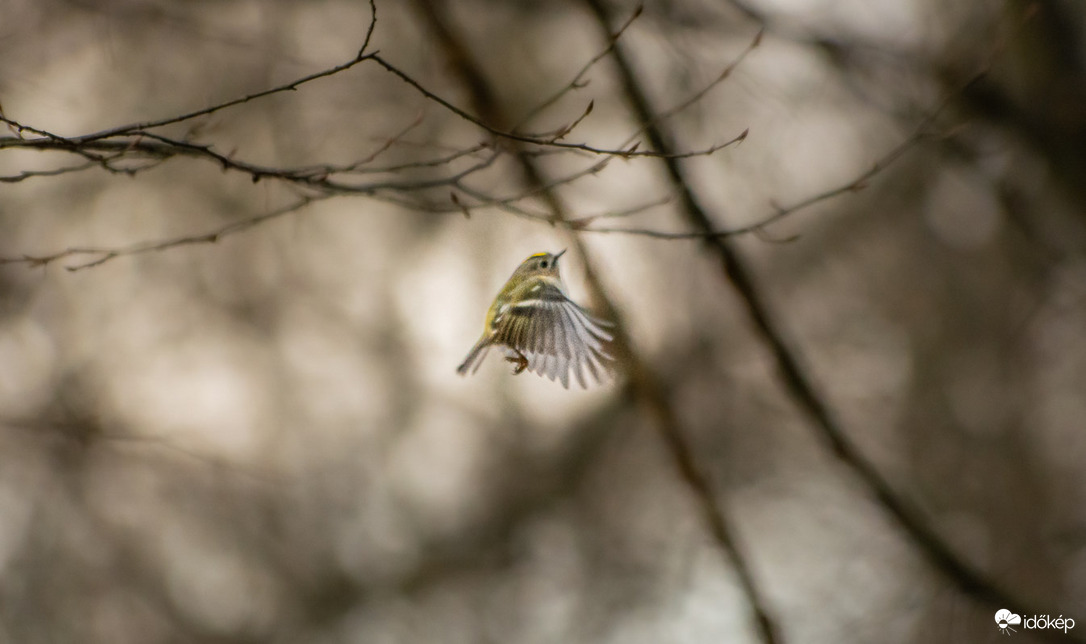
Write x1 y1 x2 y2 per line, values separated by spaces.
505 352 529 375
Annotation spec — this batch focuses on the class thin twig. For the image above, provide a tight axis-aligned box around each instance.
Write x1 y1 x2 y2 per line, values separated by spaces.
0 196 326 271
349 141 491 174
357 0 378 58
0 160 99 183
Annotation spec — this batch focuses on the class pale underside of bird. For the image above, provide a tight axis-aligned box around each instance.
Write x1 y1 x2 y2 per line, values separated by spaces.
457 280 615 389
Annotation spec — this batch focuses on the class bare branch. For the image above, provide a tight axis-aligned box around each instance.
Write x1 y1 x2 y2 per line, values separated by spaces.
0 133 645 272
0 160 99 183
357 0 378 58
352 141 491 174
565 195 674 227
2 128 505 196
0 196 326 271
582 0 1065 633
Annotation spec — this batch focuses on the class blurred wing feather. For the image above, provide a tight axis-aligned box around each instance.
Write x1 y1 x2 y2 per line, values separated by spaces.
492 281 615 388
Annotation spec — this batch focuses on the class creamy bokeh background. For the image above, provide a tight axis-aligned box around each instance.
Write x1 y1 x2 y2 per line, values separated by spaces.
1 1 1083 642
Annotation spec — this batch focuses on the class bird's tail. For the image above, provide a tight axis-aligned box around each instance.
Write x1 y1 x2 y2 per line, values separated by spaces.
456 337 491 376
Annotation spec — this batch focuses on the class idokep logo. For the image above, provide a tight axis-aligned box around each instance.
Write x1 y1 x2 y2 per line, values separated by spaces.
995 609 1075 635
995 610 1022 635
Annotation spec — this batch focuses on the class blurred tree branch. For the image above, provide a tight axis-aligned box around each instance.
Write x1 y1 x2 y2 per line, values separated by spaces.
581 2 1083 642
409 2 783 643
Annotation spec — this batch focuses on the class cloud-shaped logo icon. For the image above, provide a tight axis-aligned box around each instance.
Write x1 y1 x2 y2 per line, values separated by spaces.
995 609 1022 634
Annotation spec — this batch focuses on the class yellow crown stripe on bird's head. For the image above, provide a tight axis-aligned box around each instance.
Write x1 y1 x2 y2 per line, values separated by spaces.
527 252 549 259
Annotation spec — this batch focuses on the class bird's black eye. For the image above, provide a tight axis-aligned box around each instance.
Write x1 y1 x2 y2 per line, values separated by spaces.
540 259 549 269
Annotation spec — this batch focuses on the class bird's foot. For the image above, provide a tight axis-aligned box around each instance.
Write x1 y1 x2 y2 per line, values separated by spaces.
505 351 529 375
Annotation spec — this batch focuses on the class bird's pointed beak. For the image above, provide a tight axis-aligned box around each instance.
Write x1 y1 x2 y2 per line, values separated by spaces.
554 248 567 263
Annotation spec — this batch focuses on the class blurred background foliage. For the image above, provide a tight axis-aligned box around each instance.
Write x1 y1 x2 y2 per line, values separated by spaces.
0 0 1084 642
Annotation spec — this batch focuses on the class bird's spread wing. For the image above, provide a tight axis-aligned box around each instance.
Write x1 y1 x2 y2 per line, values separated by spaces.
491 280 614 388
